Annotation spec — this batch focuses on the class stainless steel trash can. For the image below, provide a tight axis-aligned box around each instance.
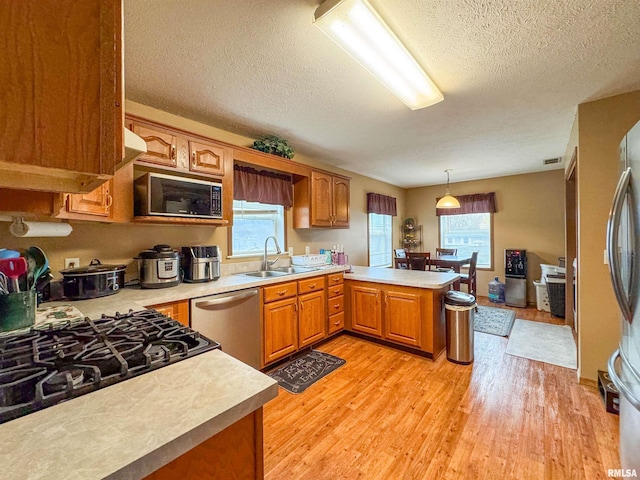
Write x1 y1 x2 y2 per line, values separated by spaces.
444 291 476 364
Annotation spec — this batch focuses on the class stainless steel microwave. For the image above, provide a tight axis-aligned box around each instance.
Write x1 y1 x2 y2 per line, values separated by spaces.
134 172 223 219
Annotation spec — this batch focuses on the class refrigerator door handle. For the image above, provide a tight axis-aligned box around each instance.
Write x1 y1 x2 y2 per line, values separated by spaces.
608 349 640 411
607 167 635 323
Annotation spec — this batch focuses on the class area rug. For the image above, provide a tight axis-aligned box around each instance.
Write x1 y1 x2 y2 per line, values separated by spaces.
505 319 577 369
267 350 346 394
474 305 516 337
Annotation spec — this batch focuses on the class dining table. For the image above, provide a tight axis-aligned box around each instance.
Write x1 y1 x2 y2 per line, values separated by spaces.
429 254 473 273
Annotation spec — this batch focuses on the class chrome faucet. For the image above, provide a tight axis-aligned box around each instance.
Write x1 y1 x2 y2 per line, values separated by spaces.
263 236 282 271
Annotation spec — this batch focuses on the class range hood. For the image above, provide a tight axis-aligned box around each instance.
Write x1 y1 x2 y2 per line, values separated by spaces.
119 127 147 169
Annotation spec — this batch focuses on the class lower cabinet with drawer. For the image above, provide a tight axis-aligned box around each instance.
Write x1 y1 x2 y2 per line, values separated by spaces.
327 273 345 335
262 275 328 366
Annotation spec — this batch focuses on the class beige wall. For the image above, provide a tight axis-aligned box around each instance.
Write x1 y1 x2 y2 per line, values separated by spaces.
0 101 405 278
575 90 640 382
405 170 566 302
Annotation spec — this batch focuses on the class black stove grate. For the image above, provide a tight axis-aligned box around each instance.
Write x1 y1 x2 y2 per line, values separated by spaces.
0 309 219 424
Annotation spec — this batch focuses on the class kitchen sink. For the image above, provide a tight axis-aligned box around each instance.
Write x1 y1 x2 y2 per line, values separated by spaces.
242 270 289 278
240 266 320 278
272 266 320 274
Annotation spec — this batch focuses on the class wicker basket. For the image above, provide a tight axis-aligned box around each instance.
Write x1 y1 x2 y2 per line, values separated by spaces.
546 275 566 318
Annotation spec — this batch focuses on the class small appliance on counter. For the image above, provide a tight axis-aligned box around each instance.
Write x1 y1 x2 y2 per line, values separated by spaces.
181 245 220 283
135 244 181 289
59 258 126 300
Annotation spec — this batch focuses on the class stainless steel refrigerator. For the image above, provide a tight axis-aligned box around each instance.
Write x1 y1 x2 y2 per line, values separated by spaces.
606 119 640 471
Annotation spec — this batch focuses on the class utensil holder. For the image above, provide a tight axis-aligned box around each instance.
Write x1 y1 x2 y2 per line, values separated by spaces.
0 290 36 332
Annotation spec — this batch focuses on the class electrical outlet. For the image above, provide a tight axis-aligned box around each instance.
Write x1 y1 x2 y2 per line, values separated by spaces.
65 258 80 269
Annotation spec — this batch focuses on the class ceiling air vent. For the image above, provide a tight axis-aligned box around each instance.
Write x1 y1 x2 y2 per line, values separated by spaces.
543 157 562 166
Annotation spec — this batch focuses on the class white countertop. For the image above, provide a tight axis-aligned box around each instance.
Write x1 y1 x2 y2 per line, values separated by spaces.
344 265 459 289
0 350 278 480
46 265 349 319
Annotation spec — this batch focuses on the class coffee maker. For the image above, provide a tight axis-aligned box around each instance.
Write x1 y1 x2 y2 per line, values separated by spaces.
181 246 221 282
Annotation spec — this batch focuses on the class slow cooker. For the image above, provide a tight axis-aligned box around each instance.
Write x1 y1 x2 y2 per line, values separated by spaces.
60 259 126 300
135 245 181 289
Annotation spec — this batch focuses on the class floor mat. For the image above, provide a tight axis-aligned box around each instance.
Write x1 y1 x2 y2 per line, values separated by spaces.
474 305 516 337
505 319 577 369
267 350 346 394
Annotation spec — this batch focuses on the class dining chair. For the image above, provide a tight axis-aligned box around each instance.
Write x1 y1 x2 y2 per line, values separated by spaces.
459 251 479 310
436 248 457 256
407 253 428 271
394 249 408 269
434 248 456 271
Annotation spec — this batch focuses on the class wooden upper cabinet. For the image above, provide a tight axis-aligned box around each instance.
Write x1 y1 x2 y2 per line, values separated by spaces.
0 0 123 194
332 176 350 227
311 171 333 227
294 170 350 228
131 122 178 168
189 140 226 176
67 181 113 217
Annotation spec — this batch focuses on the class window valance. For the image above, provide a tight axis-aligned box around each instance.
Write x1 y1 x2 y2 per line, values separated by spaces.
367 193 397 216
234 164 293 207
435 192 496 216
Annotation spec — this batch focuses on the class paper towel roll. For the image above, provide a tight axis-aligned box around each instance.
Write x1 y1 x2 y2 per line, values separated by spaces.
9 221 72 238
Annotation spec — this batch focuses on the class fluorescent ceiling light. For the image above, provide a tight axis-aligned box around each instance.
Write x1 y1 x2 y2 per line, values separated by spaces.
314 0 443 110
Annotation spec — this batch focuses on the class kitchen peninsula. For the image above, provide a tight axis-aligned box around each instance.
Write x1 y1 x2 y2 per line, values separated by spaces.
345 266 458 359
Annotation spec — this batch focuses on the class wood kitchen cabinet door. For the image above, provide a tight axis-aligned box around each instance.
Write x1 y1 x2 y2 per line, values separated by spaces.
67 181 112 217
264 297 298 365
148 300 190 327
189 140 226 176
384 290 422 348
132 122 178 167
298 290 326 348
310 171 333 227
0 0 122 193
350 285 382 337
332 177 350 227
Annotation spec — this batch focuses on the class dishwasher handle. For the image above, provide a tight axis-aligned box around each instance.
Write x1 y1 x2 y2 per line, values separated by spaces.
195 289 258 309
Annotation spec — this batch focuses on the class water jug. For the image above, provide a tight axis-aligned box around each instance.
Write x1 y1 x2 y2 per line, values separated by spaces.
488 276 505 303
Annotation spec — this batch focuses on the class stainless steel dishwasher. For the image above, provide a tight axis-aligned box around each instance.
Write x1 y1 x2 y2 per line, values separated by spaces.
190 288 260 369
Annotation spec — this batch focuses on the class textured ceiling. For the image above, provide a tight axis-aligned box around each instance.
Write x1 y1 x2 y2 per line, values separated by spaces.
124 0 640 188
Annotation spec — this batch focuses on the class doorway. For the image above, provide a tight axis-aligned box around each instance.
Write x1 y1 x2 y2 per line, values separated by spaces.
565 148 577 331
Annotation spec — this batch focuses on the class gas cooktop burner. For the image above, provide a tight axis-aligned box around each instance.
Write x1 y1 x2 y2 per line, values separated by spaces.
0 309 220 424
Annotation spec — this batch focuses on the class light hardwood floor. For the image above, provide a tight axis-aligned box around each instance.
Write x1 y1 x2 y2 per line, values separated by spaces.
263 298 620 479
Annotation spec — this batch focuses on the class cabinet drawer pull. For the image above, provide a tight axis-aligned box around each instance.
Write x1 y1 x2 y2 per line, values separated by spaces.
333 304 340 309
277 290 287 296
191 151 196 166
171 145 176 160
334 321 340 326
105 194 113 208
308 283 316 289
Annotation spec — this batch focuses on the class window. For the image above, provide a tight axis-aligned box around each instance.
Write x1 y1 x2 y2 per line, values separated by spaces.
439 212 492 268
232 200 285 256
368 213 392 267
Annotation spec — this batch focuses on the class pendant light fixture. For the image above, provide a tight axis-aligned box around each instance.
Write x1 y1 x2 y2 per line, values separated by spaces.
436 169 460 209
313 0 443 110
